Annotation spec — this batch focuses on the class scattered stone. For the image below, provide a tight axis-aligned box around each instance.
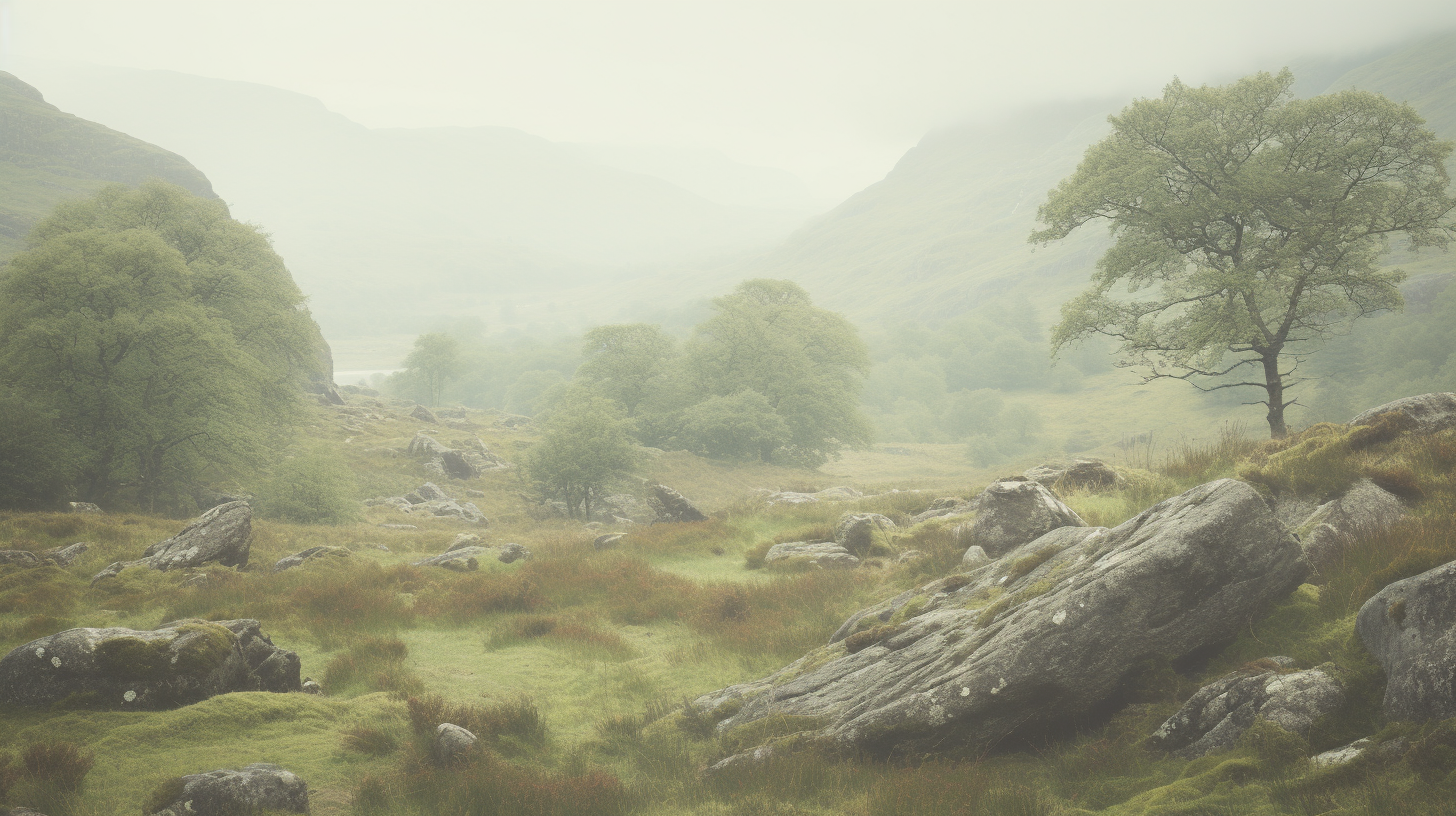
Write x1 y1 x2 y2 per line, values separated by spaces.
301 677 323 695
411 404 439 423
92 501 252 584
447 533 483 552
272 546 351 573
960 546 991 569
963 479 1085 558
686 479 1306 760
0 618 300 710
834 513 897 557
1023 459 1123 492
434 723 479 765
41 542 89 566
405 482 450 504
497 542 531 563
407 432 452 457
68 501 102 514
704 744 776 777
0 550 39 566
1149 658 1345 758
650 483 708 523
1298 479 1408 577
413 546 490 571
765 486 865 506
599 493 654 523
594 533 626 550
497 413 532 429
895 550 927 565
1350 392 1456 435
145 763 309 816
1358 558 1456 722
815 486 863 500
1311 738 1373 769
180 573 209 589
910 496 977 524
764 542 860 570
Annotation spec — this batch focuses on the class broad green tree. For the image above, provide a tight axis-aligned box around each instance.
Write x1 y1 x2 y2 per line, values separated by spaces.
574 324 678 417
1033 70 1456 438
684 279 871 465
523 396 637 519
675 390 791 462
402 333 464 407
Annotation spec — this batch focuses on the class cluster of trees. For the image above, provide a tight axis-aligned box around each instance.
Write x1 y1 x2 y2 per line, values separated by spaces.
0 182 323 512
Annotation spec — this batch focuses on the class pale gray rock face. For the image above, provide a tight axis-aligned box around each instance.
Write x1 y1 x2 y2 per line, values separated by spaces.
764 541 860 570
447 533 483 552
960 545 991 569
41 542 89 566
146 763 309 816
407 432 452 457
910 496 978 524
599 493 654 523
835 513 897 557
594 533 626 550
434 723 479 765
966 479 1085 557
413 546 490 571
688 479 1306 759
272 546 350 573
1350 392 1456 434
1358 559 1456 722
0 550 39 566
1311 738 1373 769
1149 659 1344 758
650 484 707 523
411 404 439 423
497 542 531 563
68 501 102 513
1023 459 1122 492
1299 479 1407 577
91 501 251 583
0 618 300 710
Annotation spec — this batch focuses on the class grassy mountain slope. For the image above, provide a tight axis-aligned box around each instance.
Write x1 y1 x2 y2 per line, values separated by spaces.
0 72 214 258
12 63 813 347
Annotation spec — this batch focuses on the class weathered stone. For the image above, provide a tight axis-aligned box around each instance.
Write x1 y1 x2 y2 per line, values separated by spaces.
1298 479 1408 577
447 533 483 552
439 449 480 479
301 677 323 695
68 501 102 514
964 479 1085 557
1350 392 1456 435
764 542 860 570
960 546 991 569
0 618 300 710
413 546 490 571
834 513 897 557
1357 558 1456 722
594 533 626 550
688 479 1306 759
0 550 39 566
411 404 439 423
377 524 416 531
497 542 531 563
272 546 350 573
1149 658 1344 758
703 744 776 777
910 497 976 524
414 499 488 524
408 482 450 503
815 487 863 501
1023 459 1123 492
600 493 654 523
92 502 252 584
650 483 707 522
1311 738 1373 769
407 432 452 457
41 542 89 566
765 491 820 506
146 763 309 816
434 723 479 765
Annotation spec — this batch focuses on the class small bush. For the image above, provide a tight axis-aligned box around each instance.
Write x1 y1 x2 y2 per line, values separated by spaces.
342 726 399 756
21 741 94 791
254 448 361 525
323 636 423 697
406 694 546 747
414 571 543 623
487 613 632 657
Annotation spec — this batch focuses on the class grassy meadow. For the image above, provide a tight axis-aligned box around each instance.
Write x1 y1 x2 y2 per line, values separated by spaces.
3 394 1456 816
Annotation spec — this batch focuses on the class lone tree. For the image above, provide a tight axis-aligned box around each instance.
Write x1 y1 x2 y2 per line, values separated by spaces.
1033 70 1455 437
524 396 637 520
402 333 463 407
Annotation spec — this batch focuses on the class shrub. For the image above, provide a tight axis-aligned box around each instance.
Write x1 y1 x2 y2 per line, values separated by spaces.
406 694 546 747
21 742 94 791
342 726 400 756
323 636 423 697
413 571 543 623
254 448 361 525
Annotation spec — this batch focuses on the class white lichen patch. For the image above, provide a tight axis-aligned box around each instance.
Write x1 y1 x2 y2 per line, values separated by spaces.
34 647 45 658
990 677 1008 695
51 656 61 668
960 686 971 697
1052 610 1068 625
124 690 137 702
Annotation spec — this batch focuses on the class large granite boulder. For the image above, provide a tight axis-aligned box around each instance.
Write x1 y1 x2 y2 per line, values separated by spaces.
909 496 977 524
1298 479 1408 577
1148 658 1345 758
0 618 300 710
1357 559 1456 722
686 479 1306 760
1023 459 1122 492
1350 392 1456 435
834 513 896 557
764 542 860 570
964 479 1085 557
145 764 309 816
92 502 252 583
650 484 707 523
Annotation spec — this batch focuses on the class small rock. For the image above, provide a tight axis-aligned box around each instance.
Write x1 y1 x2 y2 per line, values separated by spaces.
497 543 531 563
378 524 417 531
1149 659 1344 758
650 483 708 523
272 546 350 573
764 542 860 570
447 533 483 552
0 550 39 566
960 546 991 569
1357 558 1456 722
407 432 452 457
1350 392 1456 435
1023 459 1123 492
594 533 626 550
965 479 1085 557
1299 480 1408 578
145 763 309 816
301 677 323 695
92 501 252 584
834 513 897 556
41 542 89 566
413 546 490 571
68 501 102 514
434 723 478 765
411 404 439 423
1311 738 1373 769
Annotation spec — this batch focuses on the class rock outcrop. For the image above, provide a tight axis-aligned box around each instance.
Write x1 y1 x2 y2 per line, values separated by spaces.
1023 459 1122 492
834 513 896 557
764 486 865 506
962 479 1085 557
910 496 977 524
1357 558 1456 722
366 482 488 524
413 546 491 571
0 619 300 710
686 479 1306 760
92 502 252 584
764 542 860 570
650 483 708 523
1350 392 1456 435
68 502 102 514
145 764 309 816
407 432 509 479
1298 479 1407 576
272 546 350 573
411 404 439 423
1148 658 1344 758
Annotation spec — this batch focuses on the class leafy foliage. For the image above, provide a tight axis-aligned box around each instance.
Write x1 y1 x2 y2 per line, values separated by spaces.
523 396 637 519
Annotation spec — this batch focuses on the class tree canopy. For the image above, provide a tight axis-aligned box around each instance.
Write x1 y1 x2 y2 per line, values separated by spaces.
0 182 322 511
401 333 464 407
1033 70 1456 437
523 396 637 520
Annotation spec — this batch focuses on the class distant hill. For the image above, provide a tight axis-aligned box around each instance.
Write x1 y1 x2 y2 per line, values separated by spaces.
0 72 214 257
12 62 815 346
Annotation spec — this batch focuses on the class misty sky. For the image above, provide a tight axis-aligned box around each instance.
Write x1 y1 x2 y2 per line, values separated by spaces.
6 0 1456 202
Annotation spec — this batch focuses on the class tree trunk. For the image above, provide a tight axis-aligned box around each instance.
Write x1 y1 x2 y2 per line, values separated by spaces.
1262 355 1288 439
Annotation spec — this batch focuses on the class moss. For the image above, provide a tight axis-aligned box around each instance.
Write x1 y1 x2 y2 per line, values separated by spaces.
143 775 186 814
888 596 927 626
718 713 830 756
1005 547 1057 582
776 643 847 682
976 578 1056 628
93 622 234 682
167 621 235 676
95 636 170 680
1388 599 1407 625
845 624 899 654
